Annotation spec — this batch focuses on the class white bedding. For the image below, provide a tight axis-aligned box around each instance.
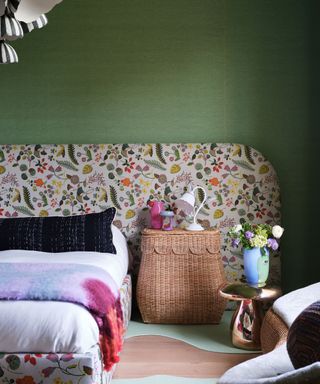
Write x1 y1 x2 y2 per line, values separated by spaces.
0 225 129 353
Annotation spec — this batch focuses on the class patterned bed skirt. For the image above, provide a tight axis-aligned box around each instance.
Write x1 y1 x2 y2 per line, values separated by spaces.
0 274 132 384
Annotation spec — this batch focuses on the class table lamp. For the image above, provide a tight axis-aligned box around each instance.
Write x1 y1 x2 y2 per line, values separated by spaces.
176 185 207 231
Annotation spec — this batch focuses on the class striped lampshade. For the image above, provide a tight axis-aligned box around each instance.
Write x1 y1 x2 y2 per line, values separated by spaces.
0 0 5 17
0 0 63 64
0 12 24 40
7 0 21 14
20 13 48 34
0 40 18 64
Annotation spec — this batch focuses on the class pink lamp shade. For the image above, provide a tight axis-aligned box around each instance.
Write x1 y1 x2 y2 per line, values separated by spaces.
176 186 207 231
175 191 195 215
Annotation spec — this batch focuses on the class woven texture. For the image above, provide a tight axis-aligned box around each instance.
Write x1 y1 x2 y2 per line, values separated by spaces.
0 208 116 253
287 300 320 369
136 228 227 324
261 308 288 353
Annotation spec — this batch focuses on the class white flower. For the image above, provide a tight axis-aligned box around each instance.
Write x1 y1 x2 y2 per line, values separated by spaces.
272 225 284 239
234 224 242 233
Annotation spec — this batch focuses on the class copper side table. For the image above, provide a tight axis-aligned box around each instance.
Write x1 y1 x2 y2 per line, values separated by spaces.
219 283 281 350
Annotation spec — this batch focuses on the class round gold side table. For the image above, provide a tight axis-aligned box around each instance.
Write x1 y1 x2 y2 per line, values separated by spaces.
219 283 281 350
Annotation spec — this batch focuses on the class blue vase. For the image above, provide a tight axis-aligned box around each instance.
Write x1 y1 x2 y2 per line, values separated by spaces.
243 247 269 287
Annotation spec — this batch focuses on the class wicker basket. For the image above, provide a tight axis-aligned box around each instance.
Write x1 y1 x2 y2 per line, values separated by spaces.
260 307 289 353
136 228 227 324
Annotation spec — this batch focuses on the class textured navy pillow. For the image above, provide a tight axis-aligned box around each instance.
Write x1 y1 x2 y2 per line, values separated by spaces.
287 300 320 369
0 208 116 254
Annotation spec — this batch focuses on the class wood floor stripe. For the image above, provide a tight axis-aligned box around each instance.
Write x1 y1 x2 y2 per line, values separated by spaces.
114 335 260 379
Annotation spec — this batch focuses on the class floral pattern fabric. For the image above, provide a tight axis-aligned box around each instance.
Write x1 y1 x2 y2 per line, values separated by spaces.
0 143 281 284
0 275 132 384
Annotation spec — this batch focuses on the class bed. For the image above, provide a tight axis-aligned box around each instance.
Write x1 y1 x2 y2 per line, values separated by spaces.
0 143 281 383
0 219 132 384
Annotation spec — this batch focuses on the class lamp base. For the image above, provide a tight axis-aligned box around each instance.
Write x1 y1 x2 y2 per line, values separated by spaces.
186 223 205 231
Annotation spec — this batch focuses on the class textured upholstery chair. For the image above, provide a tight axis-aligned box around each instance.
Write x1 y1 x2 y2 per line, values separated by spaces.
261 282 320 353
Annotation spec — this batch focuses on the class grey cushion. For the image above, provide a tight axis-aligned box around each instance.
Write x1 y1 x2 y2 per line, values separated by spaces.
218 343 320 384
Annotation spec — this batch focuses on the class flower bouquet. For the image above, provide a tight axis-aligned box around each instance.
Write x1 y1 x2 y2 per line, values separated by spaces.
228 223 284 251
227 222 284 287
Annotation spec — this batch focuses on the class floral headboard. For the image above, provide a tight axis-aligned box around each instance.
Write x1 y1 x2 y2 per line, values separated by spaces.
0 143 281 285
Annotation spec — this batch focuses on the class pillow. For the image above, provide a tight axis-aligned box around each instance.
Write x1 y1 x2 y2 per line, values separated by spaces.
0 208 116 254
287 300 320 369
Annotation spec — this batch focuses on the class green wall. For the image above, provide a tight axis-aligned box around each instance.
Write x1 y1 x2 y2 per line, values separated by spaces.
0 0 318 292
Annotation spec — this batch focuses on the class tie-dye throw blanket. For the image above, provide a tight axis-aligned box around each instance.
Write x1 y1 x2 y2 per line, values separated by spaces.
0 262 124 371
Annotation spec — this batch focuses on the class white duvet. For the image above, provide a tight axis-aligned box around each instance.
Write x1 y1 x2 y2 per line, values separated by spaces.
0 225 129 353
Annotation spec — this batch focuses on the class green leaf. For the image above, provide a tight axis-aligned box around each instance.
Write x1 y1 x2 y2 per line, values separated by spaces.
232 159 255 172
6 355 20 370
164 186 172 197
238 208 246 216
23 186 34 210
197 187 205 204
67 364 78 370
129 193 135 206
85 147 92 161
68 144 79 165
57 160 78 172
0 150 5 162
215 192 223 206
41 194 48 207
244 145 255 165
144 159 166 171
260 247 267 256
155 144 166 164
110 186 121 210
253 186 260 196
174 149 180 161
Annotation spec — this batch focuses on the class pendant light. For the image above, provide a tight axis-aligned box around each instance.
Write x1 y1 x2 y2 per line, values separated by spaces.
0 39 18 63
0 11 24 40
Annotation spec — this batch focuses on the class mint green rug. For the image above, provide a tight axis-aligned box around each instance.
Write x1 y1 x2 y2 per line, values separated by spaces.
113 376 217 384
126 311 258 354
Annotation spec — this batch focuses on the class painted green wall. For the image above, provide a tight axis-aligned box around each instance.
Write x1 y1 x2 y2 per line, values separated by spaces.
0 0 318 292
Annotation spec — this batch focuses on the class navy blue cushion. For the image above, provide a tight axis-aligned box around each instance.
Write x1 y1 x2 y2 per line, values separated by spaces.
0 208 116 254
287 300 320 369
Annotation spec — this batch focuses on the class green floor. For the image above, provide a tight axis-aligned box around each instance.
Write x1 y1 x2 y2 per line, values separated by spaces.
112 311 256 384
126 310 257 354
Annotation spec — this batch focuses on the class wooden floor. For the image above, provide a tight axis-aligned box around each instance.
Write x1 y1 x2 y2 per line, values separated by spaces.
114 335 260 379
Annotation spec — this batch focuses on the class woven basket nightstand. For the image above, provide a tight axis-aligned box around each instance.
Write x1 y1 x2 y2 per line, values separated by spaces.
136 228 227 324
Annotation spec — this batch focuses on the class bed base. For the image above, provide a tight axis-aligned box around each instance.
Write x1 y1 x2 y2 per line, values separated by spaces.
0 275 132 384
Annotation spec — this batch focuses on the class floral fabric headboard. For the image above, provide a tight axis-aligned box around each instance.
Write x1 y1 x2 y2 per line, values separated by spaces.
0 143 281 285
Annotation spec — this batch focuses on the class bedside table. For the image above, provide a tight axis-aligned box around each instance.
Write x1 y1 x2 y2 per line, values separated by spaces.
136 228 227 324
219 283 282 350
